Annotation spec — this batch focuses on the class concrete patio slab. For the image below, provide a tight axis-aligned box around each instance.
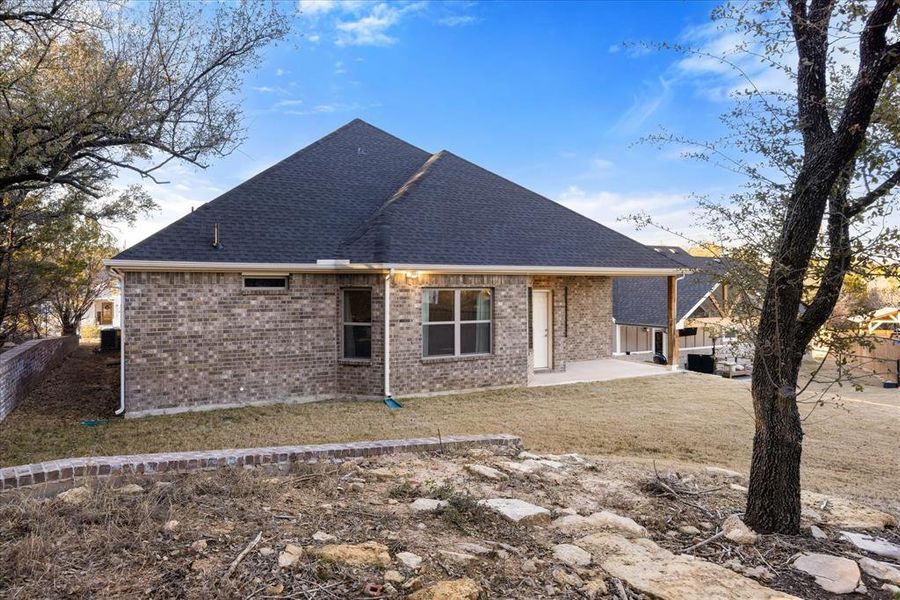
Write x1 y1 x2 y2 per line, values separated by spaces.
529 359 676 387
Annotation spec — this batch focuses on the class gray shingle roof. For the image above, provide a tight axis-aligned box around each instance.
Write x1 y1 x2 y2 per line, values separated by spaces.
114 119 679 270
613 249 722 327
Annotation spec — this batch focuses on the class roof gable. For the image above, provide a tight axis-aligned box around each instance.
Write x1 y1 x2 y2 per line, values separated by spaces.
115 120 681 271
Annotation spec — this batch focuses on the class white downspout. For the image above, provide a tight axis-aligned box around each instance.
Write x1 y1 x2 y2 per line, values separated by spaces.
115 270 126 415
670 273 686 372
384 269 393 399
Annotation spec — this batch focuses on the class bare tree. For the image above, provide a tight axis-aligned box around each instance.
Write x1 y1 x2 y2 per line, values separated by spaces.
0 0 291 342
632 0 899 534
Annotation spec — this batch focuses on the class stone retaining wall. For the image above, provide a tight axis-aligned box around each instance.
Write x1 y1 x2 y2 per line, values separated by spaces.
0 434 522 492
0 336 79 422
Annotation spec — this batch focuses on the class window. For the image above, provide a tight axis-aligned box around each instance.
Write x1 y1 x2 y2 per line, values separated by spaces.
243 276 287 289
422 289 492 357
343 289 372 359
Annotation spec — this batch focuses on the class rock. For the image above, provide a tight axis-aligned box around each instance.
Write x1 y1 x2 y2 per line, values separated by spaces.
705 466 744 479
163 519 179 532
801 506 823 524
587 511 649 538
552 568 583 587
537 459 566 469
117 483 144 496
479 498 550 525
723 515 758 545
278 543 303 568
258 547 274 557
368 467 403 480
313 542 391 567
883 583 900 595
521 559 538 573
57 486 91 505
792 552 860 595
410 498 448 512
743 565 774 581
454 542 491 555
678 525 701 536
154 481 174 489
808 525 827 540
384 570 405 584
396 551 423 569
730 483 749 492
840 531 900 560
265 582 284 595
312 531 337 542
191 539 207 552
438 550 478 565
348 482 365 493
802 491 897 529
552 543 591 567
407 578 482 600
859 557 900 585
551 511 650 538
518 451 543 460
578 533 800 600
465 464 508 481
583 577 608 598
699 521 714 531
496 461 539 475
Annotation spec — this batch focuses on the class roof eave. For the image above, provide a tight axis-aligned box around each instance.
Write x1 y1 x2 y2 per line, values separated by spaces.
104 259 685 277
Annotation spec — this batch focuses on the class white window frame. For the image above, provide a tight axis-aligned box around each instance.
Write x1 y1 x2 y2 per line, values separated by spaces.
422 288 492 358
242 275 288 290
342 288 372 359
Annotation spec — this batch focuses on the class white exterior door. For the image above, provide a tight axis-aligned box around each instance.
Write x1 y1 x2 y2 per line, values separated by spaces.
532 290 551 369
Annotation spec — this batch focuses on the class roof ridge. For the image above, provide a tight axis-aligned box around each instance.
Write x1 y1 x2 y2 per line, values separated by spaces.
336 150 447 259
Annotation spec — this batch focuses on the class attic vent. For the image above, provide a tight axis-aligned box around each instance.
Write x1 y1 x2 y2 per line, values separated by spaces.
212 223 221 249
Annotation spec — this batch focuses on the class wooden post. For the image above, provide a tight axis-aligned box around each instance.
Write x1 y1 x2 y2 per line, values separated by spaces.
667 275 679 370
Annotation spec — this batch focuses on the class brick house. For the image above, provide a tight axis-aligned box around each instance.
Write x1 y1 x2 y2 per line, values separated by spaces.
107 120 684 417
613 246 733 365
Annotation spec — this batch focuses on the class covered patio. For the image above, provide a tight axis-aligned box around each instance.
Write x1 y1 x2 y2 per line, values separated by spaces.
529 358 676 387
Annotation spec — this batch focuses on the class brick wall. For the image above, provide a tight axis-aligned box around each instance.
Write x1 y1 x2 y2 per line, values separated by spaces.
530 276 613 369
123 271 612 414
0 336 78 422
389 273 530 396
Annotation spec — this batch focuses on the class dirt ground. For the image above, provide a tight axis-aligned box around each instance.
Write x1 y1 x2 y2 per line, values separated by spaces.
1 448 897 600
1 345 898 514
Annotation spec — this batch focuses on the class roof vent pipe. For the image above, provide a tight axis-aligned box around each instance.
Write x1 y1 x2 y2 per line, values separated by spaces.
212 223 220 248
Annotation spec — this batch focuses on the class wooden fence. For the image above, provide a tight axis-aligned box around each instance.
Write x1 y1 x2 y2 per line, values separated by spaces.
848 335 900 385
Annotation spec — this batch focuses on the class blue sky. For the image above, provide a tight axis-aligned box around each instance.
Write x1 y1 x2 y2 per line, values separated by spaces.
114 0 753 250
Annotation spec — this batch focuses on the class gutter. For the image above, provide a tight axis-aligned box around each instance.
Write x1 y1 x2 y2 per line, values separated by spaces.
383 269 399 408
110 268 126 416
103 259 685 277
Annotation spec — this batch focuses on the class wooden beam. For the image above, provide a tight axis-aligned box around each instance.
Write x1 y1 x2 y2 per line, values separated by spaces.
667 276 679 369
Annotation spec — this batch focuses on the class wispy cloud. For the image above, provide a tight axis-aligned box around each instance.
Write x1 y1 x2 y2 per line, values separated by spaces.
252 85 288 94
282 101 380 116
613 77 672 133
438 15 477 27
557 185 698 244
274 99 305 108
297 1 427 46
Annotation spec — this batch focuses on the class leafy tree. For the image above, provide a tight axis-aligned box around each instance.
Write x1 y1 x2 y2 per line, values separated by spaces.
45 217 119 336
633 0 899 533
0 0 290 342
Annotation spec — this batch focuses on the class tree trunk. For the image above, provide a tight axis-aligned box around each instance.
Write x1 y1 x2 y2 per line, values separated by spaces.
61 322 77 336
744 379 803 534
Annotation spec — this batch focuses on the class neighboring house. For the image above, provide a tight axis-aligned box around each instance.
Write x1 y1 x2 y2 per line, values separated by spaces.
613 246 731 364
863 306 900 338
106 119 684 416
80 296 120 332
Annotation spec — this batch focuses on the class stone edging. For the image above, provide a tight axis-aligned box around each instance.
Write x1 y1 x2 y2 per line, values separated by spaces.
0 434 522 492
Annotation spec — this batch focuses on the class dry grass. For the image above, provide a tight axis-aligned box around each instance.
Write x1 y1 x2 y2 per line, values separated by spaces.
2 346 899 512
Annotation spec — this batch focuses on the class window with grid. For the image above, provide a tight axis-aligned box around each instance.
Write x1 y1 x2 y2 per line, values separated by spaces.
342 289 372 359
422 289 492 357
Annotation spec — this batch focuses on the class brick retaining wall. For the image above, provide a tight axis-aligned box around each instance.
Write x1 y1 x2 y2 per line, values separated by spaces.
0 336 79 422
0 433 522 492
